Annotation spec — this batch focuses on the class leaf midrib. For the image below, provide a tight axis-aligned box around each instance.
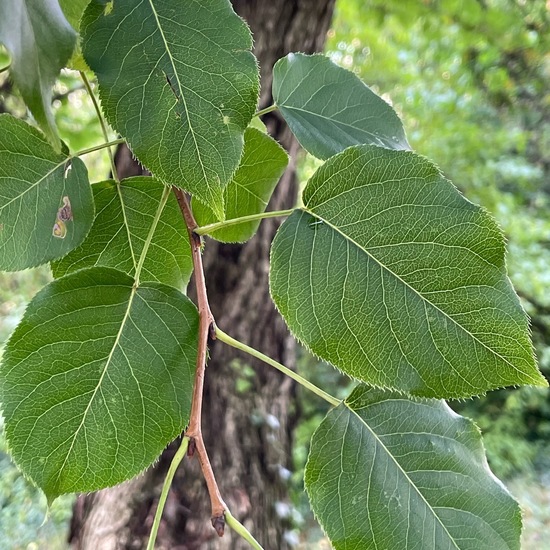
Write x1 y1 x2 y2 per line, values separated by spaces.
280 103 393 146
50 180 169 488
0 157 65 211
303 207 534 381
344 402 461 549
146 0 210 189
53 285 137 487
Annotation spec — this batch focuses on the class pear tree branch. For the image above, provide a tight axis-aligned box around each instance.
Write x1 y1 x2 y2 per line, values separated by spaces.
172 187 227 535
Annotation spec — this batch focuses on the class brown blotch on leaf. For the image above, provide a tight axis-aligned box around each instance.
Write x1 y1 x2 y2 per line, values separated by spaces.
58 196 73 222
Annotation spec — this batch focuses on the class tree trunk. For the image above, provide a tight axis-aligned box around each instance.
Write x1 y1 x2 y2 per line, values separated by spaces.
68 1 335 549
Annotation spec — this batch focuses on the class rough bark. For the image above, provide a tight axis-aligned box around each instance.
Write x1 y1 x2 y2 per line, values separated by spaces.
69 1 335 549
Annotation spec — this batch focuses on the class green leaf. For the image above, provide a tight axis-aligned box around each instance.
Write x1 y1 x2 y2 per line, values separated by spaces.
305 385 521 550
249 116 267 134
270 145 545 398
81 0 260 220
0 267 198 502
273 53 409 159
59 0 89 30
59 0 92 71
193 128 288 243
52 177 193 289
0 0 76 151
0 115 94 271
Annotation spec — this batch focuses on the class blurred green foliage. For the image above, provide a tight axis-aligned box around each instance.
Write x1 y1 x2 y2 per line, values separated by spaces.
0 270 50 345
508 472 550 548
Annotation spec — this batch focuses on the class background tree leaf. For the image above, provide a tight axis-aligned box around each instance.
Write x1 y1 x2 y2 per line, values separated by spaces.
305 385 522 550
81 0 260 220
0 0 76 150
273 53 409 159
270 144 545 398
0 115 94 271
52 177 193 289
0 267 198 503
193 128 288 243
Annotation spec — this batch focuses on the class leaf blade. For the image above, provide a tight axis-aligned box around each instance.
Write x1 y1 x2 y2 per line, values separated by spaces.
273 53 409 159
270 145 544 398
193 128 289 242
52 177 193 289
81 0 260 220
305 386 521 550
0 115 94 271
0 267 198 501
58 0 92 70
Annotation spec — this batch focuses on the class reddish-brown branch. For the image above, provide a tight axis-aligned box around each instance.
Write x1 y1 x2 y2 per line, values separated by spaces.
172 187 227 533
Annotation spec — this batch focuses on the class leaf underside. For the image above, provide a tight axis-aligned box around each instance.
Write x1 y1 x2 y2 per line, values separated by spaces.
81 0 260 220
0 115 94 271
273 53 410 159
305 385 521 550
0 267 198 502
52 177 193 289
0 0 76 150
270 145 544 398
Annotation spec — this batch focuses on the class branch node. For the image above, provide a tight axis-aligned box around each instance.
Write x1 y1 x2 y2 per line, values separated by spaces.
209 322 217 341
191 230 202 247
211 514 226 537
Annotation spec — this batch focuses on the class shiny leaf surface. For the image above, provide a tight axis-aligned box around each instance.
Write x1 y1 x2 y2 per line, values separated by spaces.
273 53 409 159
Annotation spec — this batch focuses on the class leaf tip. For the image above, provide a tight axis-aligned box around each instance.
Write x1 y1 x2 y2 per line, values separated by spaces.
533 373 549 388
45 491 59 510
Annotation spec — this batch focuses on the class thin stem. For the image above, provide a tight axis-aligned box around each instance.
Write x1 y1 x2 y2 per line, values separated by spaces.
215 327 340 407
134 185 171 285
194 435 227 534
146 437 190 550
254 104 278 118
172 187 228 532
195 208 295 237
173 188 212 437
75 138 126 158
80 71 119 181
225 510 264 550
